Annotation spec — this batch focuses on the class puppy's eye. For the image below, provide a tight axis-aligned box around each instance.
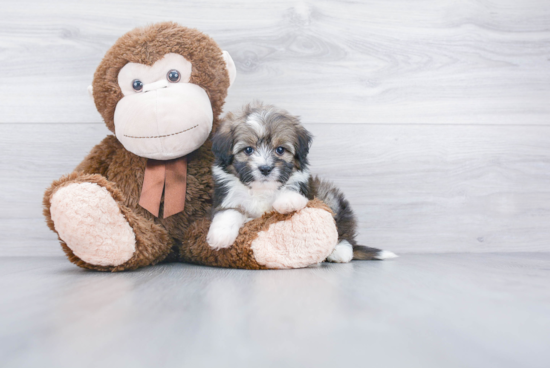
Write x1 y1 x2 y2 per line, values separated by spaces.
167 69 181 83
275 146 285 155
132 79 143 92
244 147 254 155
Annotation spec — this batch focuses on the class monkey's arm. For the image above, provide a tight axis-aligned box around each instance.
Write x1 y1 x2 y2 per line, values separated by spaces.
73 135 121 176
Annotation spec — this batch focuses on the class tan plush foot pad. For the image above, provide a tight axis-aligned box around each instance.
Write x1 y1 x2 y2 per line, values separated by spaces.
50 182 136 267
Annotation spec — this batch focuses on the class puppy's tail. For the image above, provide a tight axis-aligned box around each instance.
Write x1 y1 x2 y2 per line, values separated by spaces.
353 245 398 261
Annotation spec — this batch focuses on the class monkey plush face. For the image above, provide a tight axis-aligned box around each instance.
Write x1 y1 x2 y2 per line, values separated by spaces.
115 53 214 159
91 22 236 160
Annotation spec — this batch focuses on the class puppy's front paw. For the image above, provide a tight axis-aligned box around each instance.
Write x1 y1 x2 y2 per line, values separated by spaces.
273 190 308 214
207 210 245 250
207 226 239 250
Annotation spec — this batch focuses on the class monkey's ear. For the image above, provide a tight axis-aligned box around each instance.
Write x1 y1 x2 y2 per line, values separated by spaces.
222 51 237 87
212 129 234 168
87 85 94 101
295 126 313 171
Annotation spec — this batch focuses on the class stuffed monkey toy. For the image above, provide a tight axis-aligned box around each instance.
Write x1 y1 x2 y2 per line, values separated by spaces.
43 22 338 271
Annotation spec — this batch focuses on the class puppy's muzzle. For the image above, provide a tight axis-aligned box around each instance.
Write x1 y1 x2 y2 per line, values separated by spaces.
259 165 274 176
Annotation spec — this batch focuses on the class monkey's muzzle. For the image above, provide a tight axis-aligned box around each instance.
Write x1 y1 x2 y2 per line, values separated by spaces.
114 83 213 160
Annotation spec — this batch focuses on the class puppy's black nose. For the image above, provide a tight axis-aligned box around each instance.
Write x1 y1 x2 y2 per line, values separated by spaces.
259 165 273 176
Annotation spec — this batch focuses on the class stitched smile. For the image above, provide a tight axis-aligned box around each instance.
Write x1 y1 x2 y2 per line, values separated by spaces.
124 125 199 139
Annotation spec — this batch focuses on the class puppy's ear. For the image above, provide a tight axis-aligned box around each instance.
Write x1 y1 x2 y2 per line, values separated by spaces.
212 129 234 168
295 126 313 171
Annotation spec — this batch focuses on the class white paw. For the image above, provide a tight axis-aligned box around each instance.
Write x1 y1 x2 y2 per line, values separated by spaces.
272 190 308 214
50 183 136 266
326 240 354 263
206 224 240 250
207 210 246 250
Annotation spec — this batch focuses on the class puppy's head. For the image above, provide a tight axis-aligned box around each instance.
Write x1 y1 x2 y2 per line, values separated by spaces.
212 101 312 189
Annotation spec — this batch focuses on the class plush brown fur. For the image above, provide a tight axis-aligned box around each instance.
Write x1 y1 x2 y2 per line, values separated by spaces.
43 22 337 271
180 199 333 269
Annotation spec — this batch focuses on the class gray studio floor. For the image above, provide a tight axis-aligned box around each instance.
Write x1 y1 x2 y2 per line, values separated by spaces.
1 254 549 368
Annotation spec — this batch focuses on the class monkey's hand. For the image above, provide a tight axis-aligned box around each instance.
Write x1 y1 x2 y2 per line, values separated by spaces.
273 190 308 215
207 209 246 249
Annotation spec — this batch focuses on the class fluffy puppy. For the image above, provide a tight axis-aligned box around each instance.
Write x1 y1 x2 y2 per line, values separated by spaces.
206 102 396 263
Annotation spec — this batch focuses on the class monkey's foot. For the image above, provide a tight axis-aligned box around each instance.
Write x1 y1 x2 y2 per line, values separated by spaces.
50 182 136 266
251 206 338 269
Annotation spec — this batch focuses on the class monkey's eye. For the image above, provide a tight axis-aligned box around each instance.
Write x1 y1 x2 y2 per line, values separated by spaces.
167 69 181 83
132 79 143 92
275 146 285 155
244 147 254 155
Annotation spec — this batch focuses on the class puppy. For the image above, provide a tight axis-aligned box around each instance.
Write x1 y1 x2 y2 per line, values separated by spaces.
206 102 397 263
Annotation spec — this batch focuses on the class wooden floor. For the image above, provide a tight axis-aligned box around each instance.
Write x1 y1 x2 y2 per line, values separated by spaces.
1 254 549 368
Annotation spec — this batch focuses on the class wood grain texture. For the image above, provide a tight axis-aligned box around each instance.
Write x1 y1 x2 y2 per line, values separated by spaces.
1 255 549 368
0 0 549 124
1 0 550 256
2 123 549 256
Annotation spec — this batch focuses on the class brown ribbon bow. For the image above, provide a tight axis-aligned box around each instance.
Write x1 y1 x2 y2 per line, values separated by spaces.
139 156 187 218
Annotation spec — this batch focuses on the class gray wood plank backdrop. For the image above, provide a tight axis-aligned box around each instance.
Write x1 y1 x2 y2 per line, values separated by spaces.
1 0 550 256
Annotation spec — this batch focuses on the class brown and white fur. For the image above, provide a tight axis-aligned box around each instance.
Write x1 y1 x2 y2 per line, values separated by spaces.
206 102 396 262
